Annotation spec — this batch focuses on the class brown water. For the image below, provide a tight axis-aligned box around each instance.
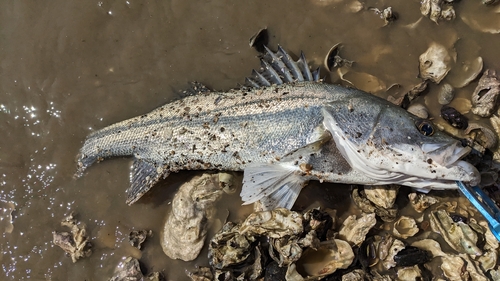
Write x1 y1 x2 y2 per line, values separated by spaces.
1 0 500 280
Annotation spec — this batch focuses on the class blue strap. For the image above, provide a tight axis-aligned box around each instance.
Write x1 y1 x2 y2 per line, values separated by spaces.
456 181 500 242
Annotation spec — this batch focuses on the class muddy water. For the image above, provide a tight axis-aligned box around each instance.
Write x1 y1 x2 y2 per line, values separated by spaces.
1 0 500 280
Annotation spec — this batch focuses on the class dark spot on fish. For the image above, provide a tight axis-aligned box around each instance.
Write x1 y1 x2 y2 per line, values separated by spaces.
220 127 225 132
282 92 289 95
355 132 362 138
427 159 433 164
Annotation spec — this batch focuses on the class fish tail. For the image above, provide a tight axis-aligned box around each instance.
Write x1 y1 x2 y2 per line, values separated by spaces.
75 126 135 177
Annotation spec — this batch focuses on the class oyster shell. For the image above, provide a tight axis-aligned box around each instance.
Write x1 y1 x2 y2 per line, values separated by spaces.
465 121 498 149
363 185 399 209
161 173 225 261
420 0 456 23
429 209 483 256
249 27 268 53
129 230 152 250
447 56 483 88
52 213 92 263
440 255 467 280
239 208 303 238
295 239 355 278
411 239 446 257
338 213 377 246
109 257 162 281
381 238 405 269
419 43 456 84
324 43 352 72
407 104 429 119
408 193 438 213
352 188 398 222
340 269 367 281
187 266 213 281
393 216 419 239
471 69 500 117
396 265 422 281
208 222 256 269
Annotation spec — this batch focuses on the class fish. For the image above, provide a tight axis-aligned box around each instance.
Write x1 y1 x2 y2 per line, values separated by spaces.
76 45 480 210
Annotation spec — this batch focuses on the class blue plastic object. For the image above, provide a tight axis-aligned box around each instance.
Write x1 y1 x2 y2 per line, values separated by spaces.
456 181 500 242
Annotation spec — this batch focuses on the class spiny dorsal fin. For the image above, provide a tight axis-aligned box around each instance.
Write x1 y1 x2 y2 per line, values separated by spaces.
245 45 320 88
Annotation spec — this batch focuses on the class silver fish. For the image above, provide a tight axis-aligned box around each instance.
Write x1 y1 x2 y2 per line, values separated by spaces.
77 46 480 210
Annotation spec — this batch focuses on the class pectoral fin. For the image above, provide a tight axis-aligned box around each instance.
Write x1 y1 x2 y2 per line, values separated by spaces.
240 128 331 210
126 159 168 205
240 163 306 210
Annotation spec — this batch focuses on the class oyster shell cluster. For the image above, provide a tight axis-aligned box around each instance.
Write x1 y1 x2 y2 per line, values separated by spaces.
185 185 500 280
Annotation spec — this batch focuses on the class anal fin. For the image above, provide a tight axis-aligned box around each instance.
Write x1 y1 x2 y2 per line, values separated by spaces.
240 163 307 210
126 159 167 205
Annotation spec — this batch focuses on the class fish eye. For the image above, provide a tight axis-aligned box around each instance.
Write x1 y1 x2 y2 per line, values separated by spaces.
416 120 435 136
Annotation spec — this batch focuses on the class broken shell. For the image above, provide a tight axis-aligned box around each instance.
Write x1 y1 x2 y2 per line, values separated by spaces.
441 105 468 129
364 185 399 209
338 213 377 246
393 216 419 239
429 209 483 256
324 43 352 72
407 104 429 119
408 193 438 213
295 239 355 278
472 69 500 117
419 43 456 84
249 27 269 53
438 83 455 105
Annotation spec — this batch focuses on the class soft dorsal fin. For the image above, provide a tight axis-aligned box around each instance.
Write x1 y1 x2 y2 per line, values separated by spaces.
245 45 320 88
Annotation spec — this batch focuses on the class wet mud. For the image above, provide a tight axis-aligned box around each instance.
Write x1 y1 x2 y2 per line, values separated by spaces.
1 0 500 280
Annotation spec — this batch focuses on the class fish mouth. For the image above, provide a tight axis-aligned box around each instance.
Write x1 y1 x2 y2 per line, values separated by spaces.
421 141 471 167
419 141 480 187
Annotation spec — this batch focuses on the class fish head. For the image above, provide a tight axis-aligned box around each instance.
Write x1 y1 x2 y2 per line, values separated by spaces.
322 94 480 189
